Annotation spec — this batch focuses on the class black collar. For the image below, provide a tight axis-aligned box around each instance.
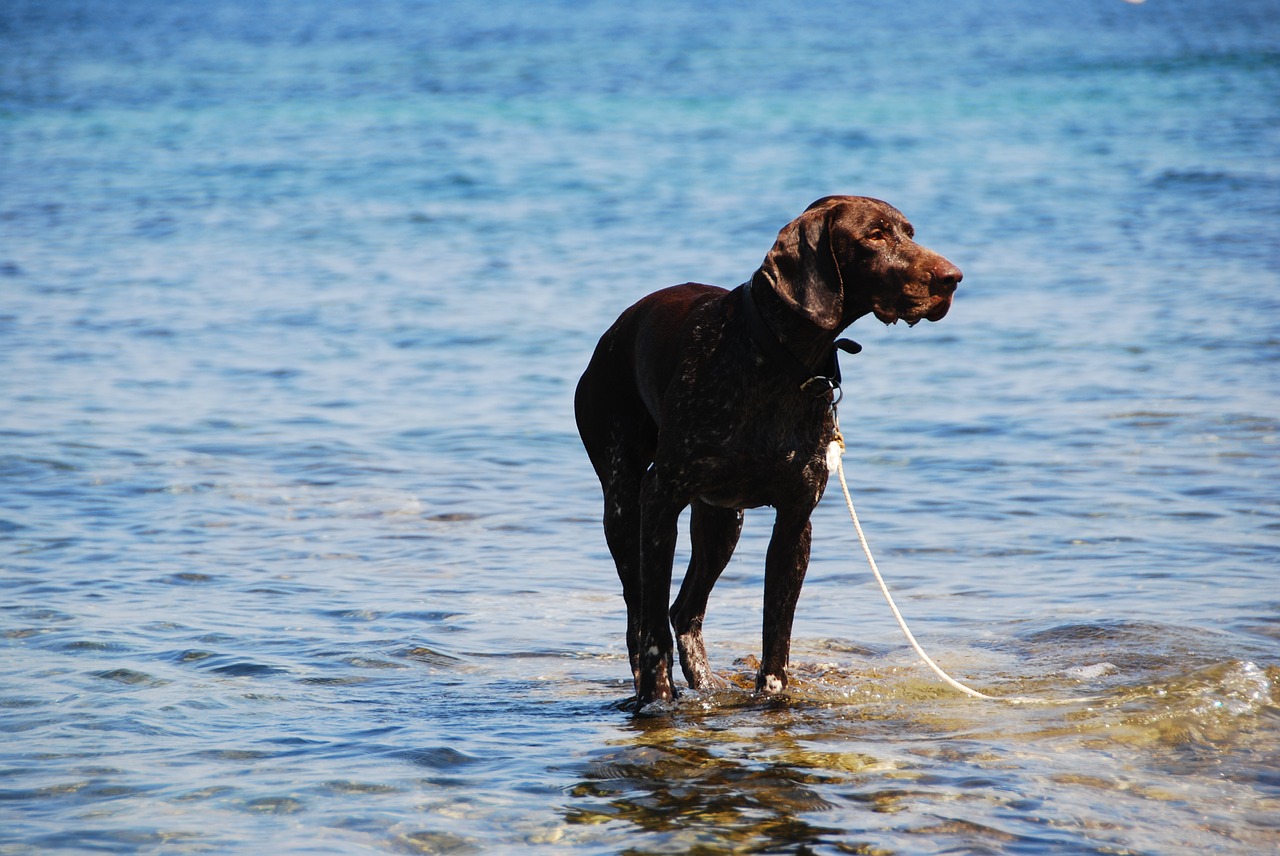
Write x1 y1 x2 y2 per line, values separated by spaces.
740 279 861 403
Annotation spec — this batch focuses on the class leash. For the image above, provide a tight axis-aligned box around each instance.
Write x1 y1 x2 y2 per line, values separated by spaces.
828 427 1102 706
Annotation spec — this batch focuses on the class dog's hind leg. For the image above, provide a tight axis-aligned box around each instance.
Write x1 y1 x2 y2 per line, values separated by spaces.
634 469 688 707
671 501 742 690
575 361 658 699
601 470 645 689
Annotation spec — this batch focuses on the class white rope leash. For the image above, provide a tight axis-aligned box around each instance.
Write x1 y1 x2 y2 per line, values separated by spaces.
830 436 1100 706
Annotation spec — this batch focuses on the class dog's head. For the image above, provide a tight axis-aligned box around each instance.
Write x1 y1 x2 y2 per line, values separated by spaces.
757 196 962 330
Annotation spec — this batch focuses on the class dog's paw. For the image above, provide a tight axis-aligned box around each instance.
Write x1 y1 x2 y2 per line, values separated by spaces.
759 673 786 694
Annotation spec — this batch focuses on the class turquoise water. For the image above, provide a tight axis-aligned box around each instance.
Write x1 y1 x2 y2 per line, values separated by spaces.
3 1 1279 852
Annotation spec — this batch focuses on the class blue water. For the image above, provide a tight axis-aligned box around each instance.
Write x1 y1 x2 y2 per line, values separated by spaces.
3 0 1279 852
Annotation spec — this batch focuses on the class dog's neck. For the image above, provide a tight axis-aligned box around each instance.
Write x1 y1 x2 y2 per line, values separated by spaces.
746 270 837 365
741 277 858 400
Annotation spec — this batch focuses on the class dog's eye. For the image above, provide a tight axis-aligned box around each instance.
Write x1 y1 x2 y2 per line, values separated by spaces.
866 227 888 242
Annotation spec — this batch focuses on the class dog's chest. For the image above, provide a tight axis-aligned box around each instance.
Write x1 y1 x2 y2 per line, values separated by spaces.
665 339 834 508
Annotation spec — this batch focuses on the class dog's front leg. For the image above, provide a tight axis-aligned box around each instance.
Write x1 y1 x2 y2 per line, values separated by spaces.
757 509 814 695
636 475 683 708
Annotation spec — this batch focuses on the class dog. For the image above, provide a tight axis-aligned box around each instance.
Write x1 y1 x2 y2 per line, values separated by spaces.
574 196 962 708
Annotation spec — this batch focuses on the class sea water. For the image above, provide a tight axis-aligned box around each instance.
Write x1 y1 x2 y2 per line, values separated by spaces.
2 0 1278 852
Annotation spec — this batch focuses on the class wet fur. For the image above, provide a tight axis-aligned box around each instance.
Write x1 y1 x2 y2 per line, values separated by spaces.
574 196 962 709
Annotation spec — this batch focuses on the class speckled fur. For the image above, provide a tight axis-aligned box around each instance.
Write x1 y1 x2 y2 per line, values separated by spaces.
574 196 962 709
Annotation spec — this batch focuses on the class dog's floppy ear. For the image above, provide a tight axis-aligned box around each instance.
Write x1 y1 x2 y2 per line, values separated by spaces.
758 202 844 330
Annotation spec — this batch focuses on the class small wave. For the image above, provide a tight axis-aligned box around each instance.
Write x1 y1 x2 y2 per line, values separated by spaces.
1139 659 1273 713
90 668 170 688
206 661 290 678
1015 659 1280 752
391 746 483 771
1062 662 1118 681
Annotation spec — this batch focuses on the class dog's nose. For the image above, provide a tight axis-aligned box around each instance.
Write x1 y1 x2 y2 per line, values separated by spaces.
932 260 962 293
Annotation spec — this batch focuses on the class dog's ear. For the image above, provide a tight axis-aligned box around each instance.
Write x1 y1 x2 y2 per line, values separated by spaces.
759 202 844 330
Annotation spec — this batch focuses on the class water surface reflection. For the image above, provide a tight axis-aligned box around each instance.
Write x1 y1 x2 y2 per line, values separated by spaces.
560 629 1278 854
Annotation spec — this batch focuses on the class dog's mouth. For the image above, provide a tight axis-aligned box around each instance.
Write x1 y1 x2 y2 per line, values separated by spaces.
924 294 952 322
874 292 952 326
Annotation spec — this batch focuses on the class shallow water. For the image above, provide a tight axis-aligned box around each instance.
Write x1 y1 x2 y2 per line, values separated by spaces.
2 0 1279 852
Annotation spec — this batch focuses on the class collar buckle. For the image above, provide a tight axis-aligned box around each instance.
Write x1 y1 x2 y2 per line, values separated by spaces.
799 375 843 405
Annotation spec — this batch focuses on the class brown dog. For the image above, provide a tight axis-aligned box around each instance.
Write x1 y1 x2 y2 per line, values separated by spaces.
574 196 961 708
